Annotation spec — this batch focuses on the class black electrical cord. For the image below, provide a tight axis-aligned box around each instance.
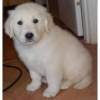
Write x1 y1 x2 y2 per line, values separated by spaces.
3 64 22 92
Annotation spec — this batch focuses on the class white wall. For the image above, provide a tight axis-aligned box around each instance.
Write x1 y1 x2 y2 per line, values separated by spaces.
81 0 97 44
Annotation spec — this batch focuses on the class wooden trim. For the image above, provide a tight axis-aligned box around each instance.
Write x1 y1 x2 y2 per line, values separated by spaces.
3 0 32 7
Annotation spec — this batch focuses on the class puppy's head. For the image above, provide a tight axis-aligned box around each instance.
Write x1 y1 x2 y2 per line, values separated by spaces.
4 2 53 44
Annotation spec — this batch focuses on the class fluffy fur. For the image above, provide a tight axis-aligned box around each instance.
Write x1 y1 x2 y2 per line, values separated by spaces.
4 2 93 98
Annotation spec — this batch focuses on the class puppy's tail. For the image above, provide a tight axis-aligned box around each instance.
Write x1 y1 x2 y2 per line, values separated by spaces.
73 73 93 89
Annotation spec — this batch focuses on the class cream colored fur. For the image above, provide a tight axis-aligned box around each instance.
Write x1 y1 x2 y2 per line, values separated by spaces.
4 2 93 98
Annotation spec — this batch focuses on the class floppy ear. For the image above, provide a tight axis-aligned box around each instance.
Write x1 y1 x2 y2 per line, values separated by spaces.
44 13 53 33
4 10 14 38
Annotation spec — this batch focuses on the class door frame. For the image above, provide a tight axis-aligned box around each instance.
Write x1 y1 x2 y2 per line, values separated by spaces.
46 0 97 44
81 0 97 44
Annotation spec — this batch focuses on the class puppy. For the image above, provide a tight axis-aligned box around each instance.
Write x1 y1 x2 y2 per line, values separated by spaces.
4 2 93 98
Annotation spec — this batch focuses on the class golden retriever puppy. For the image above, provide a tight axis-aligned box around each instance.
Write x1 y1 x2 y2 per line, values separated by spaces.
4 2 93 98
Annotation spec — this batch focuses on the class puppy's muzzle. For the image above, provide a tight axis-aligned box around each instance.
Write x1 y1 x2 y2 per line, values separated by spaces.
25 33 34 40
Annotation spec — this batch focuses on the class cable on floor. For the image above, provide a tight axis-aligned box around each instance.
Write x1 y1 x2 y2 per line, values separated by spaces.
3 64 22 92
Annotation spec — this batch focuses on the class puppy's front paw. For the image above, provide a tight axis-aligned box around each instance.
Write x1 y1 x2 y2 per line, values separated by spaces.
26 83 41 91
43 88 59 98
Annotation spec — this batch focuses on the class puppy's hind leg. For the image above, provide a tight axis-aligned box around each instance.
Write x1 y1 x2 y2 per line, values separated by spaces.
73 73 93 89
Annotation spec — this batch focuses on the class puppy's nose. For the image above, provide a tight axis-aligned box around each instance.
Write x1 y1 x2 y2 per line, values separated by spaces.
25 33 34 39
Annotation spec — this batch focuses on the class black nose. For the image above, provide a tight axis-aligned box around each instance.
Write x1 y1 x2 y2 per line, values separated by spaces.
25 33 34 39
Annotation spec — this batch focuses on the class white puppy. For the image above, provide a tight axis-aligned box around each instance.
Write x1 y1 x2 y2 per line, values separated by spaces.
4 2 93 98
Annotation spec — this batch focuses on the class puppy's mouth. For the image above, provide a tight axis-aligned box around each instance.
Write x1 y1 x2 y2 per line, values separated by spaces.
26 39 34 44
25 37 39 44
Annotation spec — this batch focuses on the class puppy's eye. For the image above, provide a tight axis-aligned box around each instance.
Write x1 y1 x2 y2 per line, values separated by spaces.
33 19 38 24
17 21 23 25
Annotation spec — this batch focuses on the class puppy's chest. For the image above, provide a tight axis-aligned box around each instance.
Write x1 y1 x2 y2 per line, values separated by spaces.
18 47 48 76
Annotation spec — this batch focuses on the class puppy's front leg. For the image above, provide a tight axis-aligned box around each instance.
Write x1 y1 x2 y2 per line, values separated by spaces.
43 67 62 98
26 70 42 91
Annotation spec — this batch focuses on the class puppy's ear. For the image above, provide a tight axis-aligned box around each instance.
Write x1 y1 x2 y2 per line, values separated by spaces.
44 13 53 33
8 10 14 16
4 10 14 38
